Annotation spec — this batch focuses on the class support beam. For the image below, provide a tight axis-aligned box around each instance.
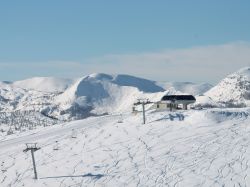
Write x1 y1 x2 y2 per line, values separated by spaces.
183 104 188 110
23 143 40 180
133 99 153 124
142 103 146 124
31 150 38 179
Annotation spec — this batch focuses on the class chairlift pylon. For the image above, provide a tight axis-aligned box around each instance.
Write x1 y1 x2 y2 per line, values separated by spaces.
71 129 77 138
117 114 123 123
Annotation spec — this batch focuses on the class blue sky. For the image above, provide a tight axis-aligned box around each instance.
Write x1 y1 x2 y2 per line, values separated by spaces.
0 0 250 83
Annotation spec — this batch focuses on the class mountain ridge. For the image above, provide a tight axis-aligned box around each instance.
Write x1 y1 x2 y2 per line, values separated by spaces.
0 68 249 123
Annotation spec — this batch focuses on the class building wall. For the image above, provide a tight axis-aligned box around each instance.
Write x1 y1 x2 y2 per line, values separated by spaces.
153 103 168 110
150 102 176 110
133 100 195 112
151 102 189 110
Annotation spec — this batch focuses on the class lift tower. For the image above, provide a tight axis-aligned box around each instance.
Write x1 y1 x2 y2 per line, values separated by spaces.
134 99 153 124
23 143 41 179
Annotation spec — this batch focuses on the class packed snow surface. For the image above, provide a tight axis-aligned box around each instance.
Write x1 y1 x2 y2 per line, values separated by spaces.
1 68 250 186
1 108 250 187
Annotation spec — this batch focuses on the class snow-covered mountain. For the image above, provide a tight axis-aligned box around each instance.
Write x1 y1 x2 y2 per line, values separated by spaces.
203 67 250 107
2 69 250 186
13 77 74 93
55 73 166 119
1 68 249 124
158 81 213 95
0 73 169 123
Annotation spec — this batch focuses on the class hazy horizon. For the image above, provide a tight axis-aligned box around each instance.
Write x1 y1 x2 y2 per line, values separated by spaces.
1 1 250 83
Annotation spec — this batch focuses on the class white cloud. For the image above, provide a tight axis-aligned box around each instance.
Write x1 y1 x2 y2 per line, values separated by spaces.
85 41 250 83
0 61 81 68
1 41 250 83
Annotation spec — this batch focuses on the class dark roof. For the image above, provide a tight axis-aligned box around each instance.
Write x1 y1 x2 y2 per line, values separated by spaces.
161 95 196 101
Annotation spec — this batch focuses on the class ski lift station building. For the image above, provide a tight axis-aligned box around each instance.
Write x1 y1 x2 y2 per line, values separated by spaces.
152 95 196 110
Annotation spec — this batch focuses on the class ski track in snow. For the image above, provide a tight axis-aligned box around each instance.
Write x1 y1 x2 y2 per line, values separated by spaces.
0 109 250 187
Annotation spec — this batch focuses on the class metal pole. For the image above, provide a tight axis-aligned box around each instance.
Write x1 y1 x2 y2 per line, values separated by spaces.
142 102 146 124
31 149 38 179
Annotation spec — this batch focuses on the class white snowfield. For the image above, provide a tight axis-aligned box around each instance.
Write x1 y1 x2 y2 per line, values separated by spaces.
1 67 250 186
1 108 250 187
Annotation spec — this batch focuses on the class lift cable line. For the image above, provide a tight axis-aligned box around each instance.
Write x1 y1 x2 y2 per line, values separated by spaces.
23 143 41 180
134 99 153 124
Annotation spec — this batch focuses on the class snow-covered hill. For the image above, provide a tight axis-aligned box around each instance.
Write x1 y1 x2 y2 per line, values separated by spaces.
55 73 166 119
2 68 250 186
203 67 250 107
0 73 169 124
13 77 74 93
1 68 249 125
1 108 250 187
158 81 213 95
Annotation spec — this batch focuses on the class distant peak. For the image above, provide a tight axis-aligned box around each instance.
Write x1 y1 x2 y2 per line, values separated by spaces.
225 67 250 80
2 81 12 84
236 67 250 75
86 73 114 81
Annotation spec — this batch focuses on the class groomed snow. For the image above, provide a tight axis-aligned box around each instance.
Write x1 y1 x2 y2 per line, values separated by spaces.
1 68 250 186
1 108 250 186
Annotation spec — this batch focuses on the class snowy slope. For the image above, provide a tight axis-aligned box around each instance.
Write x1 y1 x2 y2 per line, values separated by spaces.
158 81 213 95
55 73 166 118
204 67 250 107
0 80 58 113
1 108 250 187
1 68 249 124
13 77 74 93
1 69 250 186
0 73 169 123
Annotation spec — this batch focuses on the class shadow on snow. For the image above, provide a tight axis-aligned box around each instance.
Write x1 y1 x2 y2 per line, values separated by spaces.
40 173 105 180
